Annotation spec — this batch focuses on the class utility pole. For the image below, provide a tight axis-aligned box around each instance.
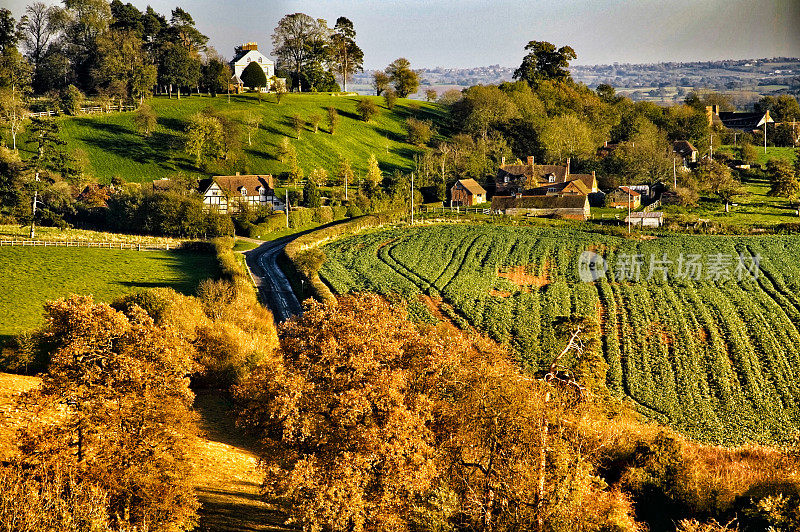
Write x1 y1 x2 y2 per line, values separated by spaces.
344 171 348 201
410 172 414 225
30 172 41 239
673 157 677 189
285 188 289 229
627 188 631 234
709 134 713 160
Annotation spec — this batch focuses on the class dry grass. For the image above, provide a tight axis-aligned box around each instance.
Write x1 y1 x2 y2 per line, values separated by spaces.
193 390 291 531
0 372 40 459
498 263 549 288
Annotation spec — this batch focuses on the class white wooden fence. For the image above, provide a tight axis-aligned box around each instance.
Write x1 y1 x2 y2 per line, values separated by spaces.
26 105 136 119
0 240 174 251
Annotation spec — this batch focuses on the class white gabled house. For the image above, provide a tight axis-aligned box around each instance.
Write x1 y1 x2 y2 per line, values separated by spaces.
200 174 285 214
230 42 275 90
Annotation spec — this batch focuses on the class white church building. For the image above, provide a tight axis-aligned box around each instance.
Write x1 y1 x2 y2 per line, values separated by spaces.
230 43 276 90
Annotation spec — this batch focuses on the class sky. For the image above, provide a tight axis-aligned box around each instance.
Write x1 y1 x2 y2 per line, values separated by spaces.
5 0 800 69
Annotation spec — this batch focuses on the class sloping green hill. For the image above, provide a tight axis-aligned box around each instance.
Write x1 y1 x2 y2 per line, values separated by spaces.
16 93 446 183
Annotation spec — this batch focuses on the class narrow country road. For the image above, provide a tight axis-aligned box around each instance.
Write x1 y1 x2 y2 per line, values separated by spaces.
243 236 303 323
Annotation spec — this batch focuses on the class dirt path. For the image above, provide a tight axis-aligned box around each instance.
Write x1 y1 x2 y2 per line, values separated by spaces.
193 390 293 531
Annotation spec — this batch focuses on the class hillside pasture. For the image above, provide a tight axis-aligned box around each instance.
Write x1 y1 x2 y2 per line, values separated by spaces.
12 93 445 184
321 223 800 444
0 246 218 338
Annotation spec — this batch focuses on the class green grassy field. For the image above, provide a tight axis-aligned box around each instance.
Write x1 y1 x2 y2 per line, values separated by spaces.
0 246 218 337
321 223 800 444
10 93 446 184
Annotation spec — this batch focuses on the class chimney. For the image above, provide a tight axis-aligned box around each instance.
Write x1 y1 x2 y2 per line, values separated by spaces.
515 192 522 199
235 171 240 176
566 158 571 176
705 105 715 127
592 170 596 177
604 140 608 147
527 155 534 166
501 156 506 166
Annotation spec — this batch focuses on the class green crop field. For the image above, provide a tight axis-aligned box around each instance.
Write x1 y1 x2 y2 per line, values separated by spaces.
0 247 218 337
10 93 445 184
321 223 800 444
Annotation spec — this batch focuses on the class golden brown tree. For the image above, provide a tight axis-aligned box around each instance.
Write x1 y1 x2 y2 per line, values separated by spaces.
16 295 199 531
236 295 463 532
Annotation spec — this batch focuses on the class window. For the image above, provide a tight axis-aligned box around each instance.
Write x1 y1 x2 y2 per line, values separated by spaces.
548 187 557 193
241 187 247 196
504 176 509 183
258 57 262 63
548 174 555 183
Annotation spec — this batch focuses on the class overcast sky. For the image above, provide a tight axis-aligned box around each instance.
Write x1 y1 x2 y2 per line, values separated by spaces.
5 0 800 69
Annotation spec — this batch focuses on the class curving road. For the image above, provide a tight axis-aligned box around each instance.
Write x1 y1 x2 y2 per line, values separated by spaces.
244 236 303 323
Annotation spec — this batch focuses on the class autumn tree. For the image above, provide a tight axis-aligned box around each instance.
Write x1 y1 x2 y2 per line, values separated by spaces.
236 295 459 531
16 295 199 531
513 40 576 86
308 112 322 133
386 57 419 98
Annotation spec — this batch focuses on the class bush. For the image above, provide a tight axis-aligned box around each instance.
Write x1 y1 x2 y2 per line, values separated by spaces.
383 88 397 110
356 98 378 122
60 85 84 115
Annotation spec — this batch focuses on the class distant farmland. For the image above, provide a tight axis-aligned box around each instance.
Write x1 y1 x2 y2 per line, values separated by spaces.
321 223 800 445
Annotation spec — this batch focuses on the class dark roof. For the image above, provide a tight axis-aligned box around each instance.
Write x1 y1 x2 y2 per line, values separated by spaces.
201 175 275 196
527 179 590 196
617 186 641 197
568 174 596 191
491 195 588 210
497 163 568 185
152 179 174 191
717 111 768 130
452 178 486 195
673 140 697 157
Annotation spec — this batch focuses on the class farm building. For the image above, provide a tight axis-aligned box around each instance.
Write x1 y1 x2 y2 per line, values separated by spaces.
705 105 772 132
450 179 487 206
673 140 698 167
230 43 276 90
495 157 598 195
625 212 663 228
199 174 283 214
491 195 590 221
606 186 642 209
526 179 590 197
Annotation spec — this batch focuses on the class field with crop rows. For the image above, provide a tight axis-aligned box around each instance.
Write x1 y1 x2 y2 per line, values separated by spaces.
320 223 800 444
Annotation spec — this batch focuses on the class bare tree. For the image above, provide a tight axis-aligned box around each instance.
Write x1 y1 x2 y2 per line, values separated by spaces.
21 2 64 75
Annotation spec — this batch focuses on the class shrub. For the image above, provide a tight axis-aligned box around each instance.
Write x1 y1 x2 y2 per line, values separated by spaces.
356 98 378 122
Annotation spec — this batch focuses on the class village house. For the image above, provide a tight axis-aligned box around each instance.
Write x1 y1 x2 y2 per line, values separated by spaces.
199 174 283 214
673 140 698 168
526 178 590 197
491 195 590 221
450 179 487 206
230 43 276 91
495 156 598 194
705 105 772 132
606 186 642 209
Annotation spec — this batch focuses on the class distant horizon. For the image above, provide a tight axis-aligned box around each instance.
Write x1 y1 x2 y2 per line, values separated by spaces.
5 0 800 69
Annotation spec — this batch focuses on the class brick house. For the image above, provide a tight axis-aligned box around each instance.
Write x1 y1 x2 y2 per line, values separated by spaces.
606 186 641 209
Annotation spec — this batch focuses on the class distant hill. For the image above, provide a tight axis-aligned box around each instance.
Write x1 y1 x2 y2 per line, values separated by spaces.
15 93 446 184
357 57 799 103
